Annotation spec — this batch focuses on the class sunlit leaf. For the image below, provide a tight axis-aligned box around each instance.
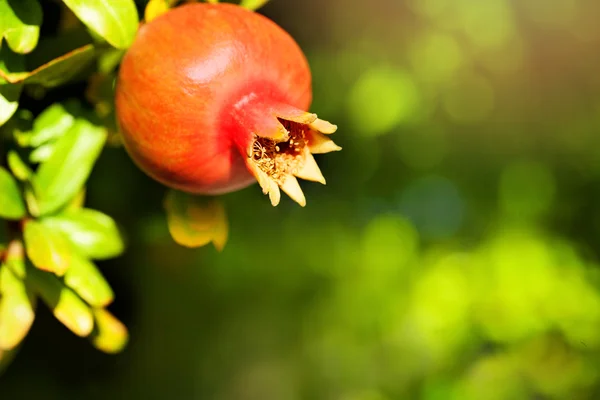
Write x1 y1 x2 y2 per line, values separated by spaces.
164 190 228 251
41 209 124 260
0 45 24 126
0 264 35 350
0 166 26 220
27 265 93 337
29 143 55 164
23 183 39 217
0 45 96 88
0 0 42 54
7 150 32 181
144 0 170 23
33 119 106 216
239 0 270 11
61 0 139 49
97 48 125 74
63 189 86 212
0 83 21 127
90 308 127 353
91 309 129 354
28 101 80 147
23 220 71 275
63 252 113 307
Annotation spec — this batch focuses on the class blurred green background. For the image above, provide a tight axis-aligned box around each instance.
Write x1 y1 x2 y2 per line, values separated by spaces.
3 0 600 398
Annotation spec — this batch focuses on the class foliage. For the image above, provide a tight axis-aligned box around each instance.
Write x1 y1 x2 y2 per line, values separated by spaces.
0 0 269 371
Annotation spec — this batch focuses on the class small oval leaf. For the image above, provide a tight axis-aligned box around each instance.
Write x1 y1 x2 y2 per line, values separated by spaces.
27 265 93 337
7 150 32 181
41 209 124 260
28 101 79 147
33 119 106 216
63 252 113 307
61 0 139 49
0 0 42 54
0 45 25 125
0 264 36 350
0 166 26 220
164 190 228 251
144 0 169 23
90 308 128 353
23 220 71 275
239 0 270 11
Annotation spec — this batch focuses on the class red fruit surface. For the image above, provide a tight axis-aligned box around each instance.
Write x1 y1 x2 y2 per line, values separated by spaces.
115 3 312 195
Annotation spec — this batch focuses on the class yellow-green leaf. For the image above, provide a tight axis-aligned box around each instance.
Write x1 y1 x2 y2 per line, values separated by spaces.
28 266 93 337
64 253 113 307
7 150 32 181
0 166 26 220
0 0 42 54
164 190 228 251
41 209 124 260
0 264 35 350
61 0 139 49
90 308 128 353
144 0 170 23
27 101 80 148
239 0 270 11
23 220 71 275
0 45 24 126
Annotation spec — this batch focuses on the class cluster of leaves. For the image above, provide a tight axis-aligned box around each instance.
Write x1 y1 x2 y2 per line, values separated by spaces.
0 0 138 370
0 0 270 371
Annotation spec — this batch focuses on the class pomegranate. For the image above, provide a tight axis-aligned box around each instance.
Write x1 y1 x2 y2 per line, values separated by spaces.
115 3 340 207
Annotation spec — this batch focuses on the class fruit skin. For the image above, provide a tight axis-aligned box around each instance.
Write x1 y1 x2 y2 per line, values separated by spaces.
115 3 312 195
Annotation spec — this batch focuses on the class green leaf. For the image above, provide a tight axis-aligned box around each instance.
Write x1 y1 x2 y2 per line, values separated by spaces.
0 83 21 126
0 44 96 88
239 0 270 11
0 264 35 350
0 0 42 54
23 220 71 275
164 190 228 251
28 101 81 147
0 45 24 126
97 48 125 74
7 150 32 181
33 119 106 216
90 308 127 353
41 209 124 260
29 142 55 163
27 265 93 337
0 166 26 220
63 189 86 212
61 0 139 49
63 252 113 307
23 183 39 217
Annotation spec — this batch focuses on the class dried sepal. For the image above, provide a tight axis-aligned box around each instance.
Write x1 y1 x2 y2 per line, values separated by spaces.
246 109 340 206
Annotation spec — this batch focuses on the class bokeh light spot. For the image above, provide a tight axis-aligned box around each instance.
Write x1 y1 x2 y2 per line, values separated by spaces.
458 0 516 49
410 32 463 83
361 214 419 273
347 67 421 137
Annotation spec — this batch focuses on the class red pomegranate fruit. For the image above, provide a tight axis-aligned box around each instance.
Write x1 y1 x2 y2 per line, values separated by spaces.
115 3 340 207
